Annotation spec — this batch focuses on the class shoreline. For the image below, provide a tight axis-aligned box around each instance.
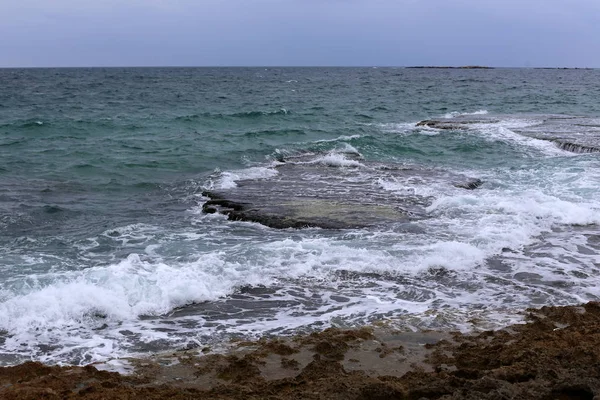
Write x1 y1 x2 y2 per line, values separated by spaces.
1 302 599 399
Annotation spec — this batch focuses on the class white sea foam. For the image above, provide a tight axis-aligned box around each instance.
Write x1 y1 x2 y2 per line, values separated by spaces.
443 109 489 118
0 253 237 326
211 166 279 189
476 124 570 156
376 177 441 197
337 142 362 157
309 153 364 167
418 241 487 271
0 251 279 363
314 134 361 143
412 113 576 156
378 122 427 135
94 359 135 375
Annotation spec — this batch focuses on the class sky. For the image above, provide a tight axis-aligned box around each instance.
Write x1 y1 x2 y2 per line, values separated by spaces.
1 0 599 68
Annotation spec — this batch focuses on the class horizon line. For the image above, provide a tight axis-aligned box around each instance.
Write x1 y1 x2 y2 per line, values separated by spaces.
0 65 598 70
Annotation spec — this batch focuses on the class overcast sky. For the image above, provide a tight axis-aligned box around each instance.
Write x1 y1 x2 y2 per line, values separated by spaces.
1 0 599 67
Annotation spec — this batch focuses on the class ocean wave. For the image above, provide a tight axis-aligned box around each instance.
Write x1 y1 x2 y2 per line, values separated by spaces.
207 166 279 190
309 153 364 167
232 109 290 118
0 251 274 363
0 139 27 147
7 120 47 128
175 108 291 122
475 124 574 157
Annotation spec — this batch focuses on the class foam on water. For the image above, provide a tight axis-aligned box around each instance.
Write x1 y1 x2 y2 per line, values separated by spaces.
313 134 362 143
209 166 279 189
378 122 429 135
305 152 364 168
474 123 571 157
443 109 489 118
376 176 443 198
0 250 281 363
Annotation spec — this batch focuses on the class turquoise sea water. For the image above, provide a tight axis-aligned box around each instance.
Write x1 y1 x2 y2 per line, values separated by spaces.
1 67 599 365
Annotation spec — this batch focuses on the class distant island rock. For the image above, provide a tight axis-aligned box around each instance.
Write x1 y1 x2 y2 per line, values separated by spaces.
406 66 494 69
533 67 593 70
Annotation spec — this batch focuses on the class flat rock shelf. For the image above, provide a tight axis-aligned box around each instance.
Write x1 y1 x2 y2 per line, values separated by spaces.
417 114 600 154
203 155 482 229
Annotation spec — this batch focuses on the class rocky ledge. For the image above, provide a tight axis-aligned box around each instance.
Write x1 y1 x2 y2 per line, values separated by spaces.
417 114 600 154
202 156 483 229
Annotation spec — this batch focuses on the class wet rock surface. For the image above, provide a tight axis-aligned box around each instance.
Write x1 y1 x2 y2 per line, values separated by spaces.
203 156 482 229
417 114 600 153
2 302 600 399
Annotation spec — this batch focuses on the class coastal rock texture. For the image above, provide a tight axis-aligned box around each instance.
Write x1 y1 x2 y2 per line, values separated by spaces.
2 302 600 399
203 156 483 229
417 114 600 153
552 140 600 153
203 194 413 229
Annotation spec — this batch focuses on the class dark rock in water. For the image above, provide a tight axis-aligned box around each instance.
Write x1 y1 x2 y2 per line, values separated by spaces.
416 118 499 130
203 155 483 230
203 194 412 229
552 140 600 154
203 205 218 214
454 179 483 190
43 205 64 214
406 65 494 69
416 120 467 130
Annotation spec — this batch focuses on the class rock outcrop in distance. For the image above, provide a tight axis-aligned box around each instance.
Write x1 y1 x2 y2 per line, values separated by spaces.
406 66 494 69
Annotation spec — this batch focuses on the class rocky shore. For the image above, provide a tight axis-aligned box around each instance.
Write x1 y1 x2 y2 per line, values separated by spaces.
1 302 600 399
417 114 600 154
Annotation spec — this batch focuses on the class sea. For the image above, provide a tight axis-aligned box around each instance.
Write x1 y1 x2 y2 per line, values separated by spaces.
1 67 599 366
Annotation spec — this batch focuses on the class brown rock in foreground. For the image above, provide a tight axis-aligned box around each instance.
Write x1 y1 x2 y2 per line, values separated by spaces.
1 302 600 399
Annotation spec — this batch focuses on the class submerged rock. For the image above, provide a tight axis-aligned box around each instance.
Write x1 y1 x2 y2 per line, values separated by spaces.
454 178 484 190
